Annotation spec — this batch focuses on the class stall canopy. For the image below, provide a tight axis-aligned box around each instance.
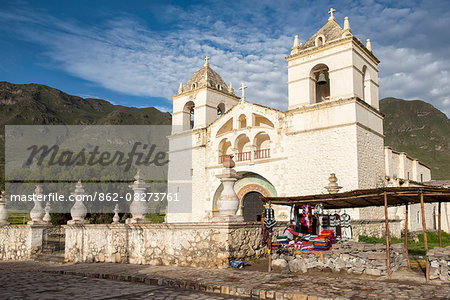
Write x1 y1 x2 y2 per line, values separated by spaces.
262 186 450 280
262 187 450 209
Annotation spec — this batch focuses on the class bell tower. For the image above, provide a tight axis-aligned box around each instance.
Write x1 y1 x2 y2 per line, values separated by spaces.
171 57 239 133
286 9 380 110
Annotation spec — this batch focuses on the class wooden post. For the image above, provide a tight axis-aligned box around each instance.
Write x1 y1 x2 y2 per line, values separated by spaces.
438 202 442 247
404 203 410 268
384 191 391 278
419 190 429 281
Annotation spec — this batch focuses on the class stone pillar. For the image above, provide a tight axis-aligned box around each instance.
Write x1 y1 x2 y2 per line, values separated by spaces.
213 155 243 222
28 185 46 225
126 170 151 224
0 191 10 226
68 181 89 225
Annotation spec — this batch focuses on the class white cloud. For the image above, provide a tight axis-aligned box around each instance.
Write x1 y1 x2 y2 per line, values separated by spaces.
0 1 449 116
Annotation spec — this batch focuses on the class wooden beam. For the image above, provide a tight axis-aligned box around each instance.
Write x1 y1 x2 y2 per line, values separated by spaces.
420 190 429 281
405 203 410 268
438 202 442 247
384 191 391 278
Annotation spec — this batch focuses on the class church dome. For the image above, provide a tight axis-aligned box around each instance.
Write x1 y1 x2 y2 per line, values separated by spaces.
179 58 235 96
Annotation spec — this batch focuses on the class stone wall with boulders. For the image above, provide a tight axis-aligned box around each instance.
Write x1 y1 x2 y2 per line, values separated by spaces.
429 246 450 281
0 225 47 260
65 222 285 268
351 219 402 240
272 241 408 276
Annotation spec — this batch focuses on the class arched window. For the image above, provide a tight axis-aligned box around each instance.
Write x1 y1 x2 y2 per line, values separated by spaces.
191 82 197 90
238 114 247 128
183 101 195 130
234 134 251 162
254 132 271 159
315 35 325 47
217 103 225 118
310 64 330 103
190 108 194 129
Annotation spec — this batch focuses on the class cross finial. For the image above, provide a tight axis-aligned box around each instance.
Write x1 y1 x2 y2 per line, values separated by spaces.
204 56 210 67
328 8 336 21
239 82 248 102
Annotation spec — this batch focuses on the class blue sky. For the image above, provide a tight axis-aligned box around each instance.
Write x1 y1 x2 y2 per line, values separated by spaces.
0 0 449 115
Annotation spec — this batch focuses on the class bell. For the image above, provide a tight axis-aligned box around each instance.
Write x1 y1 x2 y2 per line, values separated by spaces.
317 71 327 85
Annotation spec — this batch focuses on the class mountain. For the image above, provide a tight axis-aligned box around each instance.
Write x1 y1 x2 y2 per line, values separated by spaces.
1 82 449 181
0 81 172 180
380 97 450 180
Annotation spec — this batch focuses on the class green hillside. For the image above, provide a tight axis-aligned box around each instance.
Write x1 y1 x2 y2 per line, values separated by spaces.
380 97 450 180
0 81 171 181
1 82 449 181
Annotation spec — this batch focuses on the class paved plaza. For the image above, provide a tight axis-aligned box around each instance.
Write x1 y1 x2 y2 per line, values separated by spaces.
0 267 244 300
0 261 449 299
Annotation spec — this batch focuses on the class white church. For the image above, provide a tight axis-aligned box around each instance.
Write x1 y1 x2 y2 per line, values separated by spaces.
166 9 435 230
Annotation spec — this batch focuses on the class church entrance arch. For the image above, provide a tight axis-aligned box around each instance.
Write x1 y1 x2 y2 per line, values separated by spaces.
237 183 270 222
241 192 264 222
212 172 277 220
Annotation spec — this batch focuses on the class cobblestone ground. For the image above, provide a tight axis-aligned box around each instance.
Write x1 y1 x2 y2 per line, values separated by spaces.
0 269 245 300
0 261 449 299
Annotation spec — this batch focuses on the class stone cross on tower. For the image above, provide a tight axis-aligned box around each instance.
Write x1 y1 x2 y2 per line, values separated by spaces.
204 56 210 67
328 8 336 21
239 82 248 102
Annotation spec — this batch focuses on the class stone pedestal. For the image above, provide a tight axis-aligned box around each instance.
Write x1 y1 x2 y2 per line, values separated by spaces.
68 181 89 225
126 170 152 224
213 155 243 222
28 185 47 225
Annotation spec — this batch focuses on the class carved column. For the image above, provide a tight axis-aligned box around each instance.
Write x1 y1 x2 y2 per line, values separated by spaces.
213 155 243 222
0 191 10 226
28 185 46 225
68 181 89 225
126 170 151 224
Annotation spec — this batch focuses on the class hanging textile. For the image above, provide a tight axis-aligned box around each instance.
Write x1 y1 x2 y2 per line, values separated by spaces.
263 204 276 230
301 204 313 234
341 213 352 239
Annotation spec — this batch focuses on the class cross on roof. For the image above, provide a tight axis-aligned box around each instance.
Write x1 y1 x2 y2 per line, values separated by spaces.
328 8 336 21
204 56 210 67
239 82 248 102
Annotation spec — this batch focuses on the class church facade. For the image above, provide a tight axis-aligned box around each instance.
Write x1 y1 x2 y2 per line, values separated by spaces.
166 10 431 224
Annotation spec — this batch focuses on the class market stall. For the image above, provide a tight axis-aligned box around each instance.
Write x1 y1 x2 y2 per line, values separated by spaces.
262 187 450 280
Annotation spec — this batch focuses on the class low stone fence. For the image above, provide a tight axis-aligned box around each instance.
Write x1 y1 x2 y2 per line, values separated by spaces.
429 246 450 281
351 219 402 240
65 222 286 268
272 241 408 276
0 225 48 260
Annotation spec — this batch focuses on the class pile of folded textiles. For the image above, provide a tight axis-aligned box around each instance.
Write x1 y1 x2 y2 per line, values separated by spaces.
276 235 290 244
320 230 336 244
311 236 330 251
291 240 314 252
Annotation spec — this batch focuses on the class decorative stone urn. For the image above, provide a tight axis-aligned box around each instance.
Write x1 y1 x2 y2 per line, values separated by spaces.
0 191 10 226
126 170 151 224
213 155 243 222
325 173 342 194
112 204 120 224
68 181 89 225
43 202 52 224
28 185 46 225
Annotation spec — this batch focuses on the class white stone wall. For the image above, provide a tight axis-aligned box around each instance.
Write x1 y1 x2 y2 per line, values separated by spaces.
384 147 431 184
0 225 46 261
64 223 286 268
